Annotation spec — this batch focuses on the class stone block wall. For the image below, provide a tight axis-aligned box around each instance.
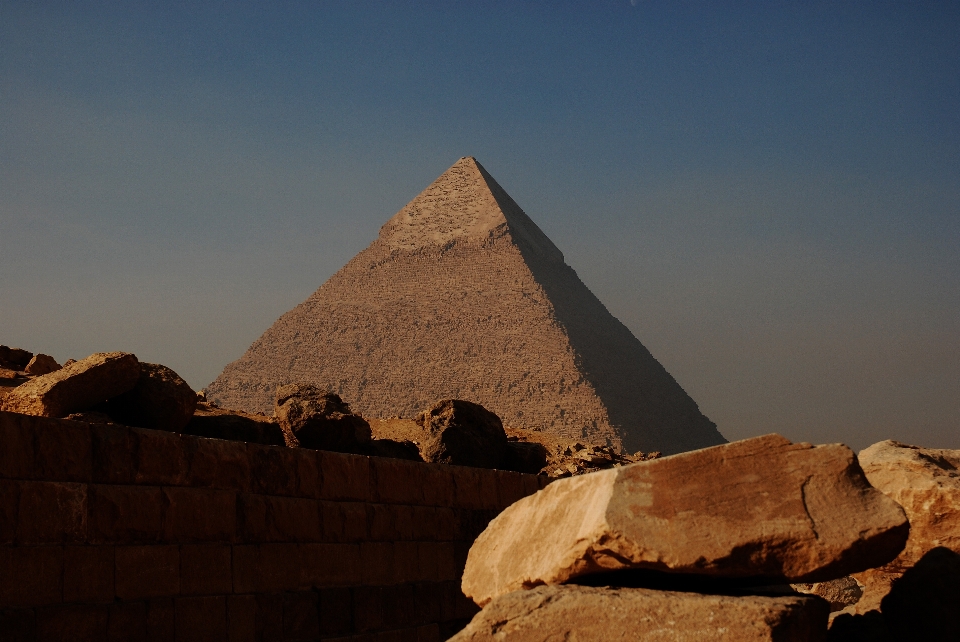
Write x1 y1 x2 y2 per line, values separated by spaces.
0 411 547 641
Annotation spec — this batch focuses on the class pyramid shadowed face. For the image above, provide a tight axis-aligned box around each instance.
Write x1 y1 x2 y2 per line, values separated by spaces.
206 157 725 455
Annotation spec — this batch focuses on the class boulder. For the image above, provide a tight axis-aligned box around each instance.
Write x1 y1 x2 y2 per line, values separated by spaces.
0 367 18 380
416 399 509 469
100 362 197 432
274 384 371 453
462 434 909 606
846 440 960 614
0 346 33 370
450 584 830 642
24 354 61 376
504 440 548 474
0 352 140 417
183 402 285 446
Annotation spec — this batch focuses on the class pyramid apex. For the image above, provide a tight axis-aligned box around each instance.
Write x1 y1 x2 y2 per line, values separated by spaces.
378 158 563 261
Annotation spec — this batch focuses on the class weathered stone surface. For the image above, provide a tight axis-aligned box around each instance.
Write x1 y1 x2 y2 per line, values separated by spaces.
24 354 60 376
274 384 371 453
99 362 196 432
462 434 909 606
792 577 862 612
0 368 18 380
0 346 33 370
417 399 509 469
844 440 960 614
206 157 725 455
0 352 140 417
183 402 285 446
450 584 829 642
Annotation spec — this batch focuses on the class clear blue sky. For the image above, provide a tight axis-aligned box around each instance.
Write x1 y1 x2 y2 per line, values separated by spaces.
2 2 958 451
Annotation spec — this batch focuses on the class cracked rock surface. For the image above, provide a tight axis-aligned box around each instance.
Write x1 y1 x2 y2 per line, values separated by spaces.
461 434 909 606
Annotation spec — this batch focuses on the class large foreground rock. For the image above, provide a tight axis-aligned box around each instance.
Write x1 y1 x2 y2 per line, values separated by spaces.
0 352 140 417
450 584 829 642
417 399 509 469
463 434 908 606
845 440 960 614
101 362 197 432
274 384 371 453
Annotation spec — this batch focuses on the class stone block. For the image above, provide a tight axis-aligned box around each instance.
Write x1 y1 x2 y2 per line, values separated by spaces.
258 543 301 592
248 445 298 497
161 487 236 542
0 412 36 479
419 465 456 508
15 481 87 544
87 484 162 543
451 467 482 510
0 608 35 642
293 448 322 499
35 604 108 642
115 545 179 600
180 544 233 595
34 419 92 483
254 593 283 642
184 436 252 492
282 591 319 641
449 585 828 642
107 601 147 642
0 479 19 544
351 586 383 633
381 584 415 629
146 598 175 642
319 451 373 502
394 541 419 584
133 428 186 487
361 542 395 586
413 583 442 625
226 594 257 642
232 546 259 594
417 543 440 583
0 545 63 608
176 596 227 642
476 471 499 511
410 506 439 542
318 587 353 636
300 543 361 587
338 502 370 543
372 457 423 505
63 546 114 604
90 423 137 484
495 470 525 508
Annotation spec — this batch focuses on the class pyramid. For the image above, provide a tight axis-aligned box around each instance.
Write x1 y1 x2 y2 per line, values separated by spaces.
206 157 725 454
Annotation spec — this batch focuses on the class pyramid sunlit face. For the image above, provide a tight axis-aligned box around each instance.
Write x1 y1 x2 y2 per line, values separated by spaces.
206 158 725 455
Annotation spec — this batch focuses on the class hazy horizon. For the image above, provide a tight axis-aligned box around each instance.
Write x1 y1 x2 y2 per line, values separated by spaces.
2 2 957 452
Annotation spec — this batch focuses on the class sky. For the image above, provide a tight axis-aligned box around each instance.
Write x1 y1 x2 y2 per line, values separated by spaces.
2 1 958 452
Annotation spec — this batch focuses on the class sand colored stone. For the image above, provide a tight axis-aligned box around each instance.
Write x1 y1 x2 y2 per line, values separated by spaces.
449 584 830 642
206 157 724 455
844 440 960 614
462 434 908 606
0 352 140 417
24 354 60 376
101 362 196 432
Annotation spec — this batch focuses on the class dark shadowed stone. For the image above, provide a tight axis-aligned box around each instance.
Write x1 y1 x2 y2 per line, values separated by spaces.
366 438 423 461
183 402 286 446
100 362 197 432
504 440 548 474
416 399 509 469
274 384 371 453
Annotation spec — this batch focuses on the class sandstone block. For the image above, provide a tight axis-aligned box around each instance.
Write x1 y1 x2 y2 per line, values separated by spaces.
503 441 547 474
101 362 196 432
462 434 908 606
847 440 960 614
275 384 371 453
417 399 508 469
366 438 423 461
0 352 140 417
450 584 829 642
24 354 60 376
